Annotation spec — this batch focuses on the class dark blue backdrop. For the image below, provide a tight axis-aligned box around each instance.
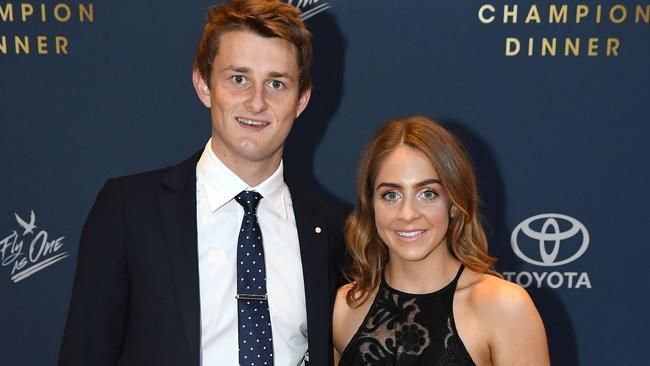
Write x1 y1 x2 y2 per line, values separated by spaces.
1 1 649 365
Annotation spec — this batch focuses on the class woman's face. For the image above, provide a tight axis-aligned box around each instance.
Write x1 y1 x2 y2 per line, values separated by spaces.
373 145 451 265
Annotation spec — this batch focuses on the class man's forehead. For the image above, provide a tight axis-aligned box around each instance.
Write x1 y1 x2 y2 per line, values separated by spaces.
217 30 298 56
212 31 299 74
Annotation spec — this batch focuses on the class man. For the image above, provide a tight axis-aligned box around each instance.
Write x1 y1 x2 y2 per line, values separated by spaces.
58 1 347 365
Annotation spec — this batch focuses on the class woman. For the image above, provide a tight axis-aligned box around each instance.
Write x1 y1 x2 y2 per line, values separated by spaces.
333 116 549 365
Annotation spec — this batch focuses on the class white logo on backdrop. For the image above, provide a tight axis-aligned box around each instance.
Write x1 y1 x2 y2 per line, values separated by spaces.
511 213 589 266
0 210 68 283
286 0 333 20
504 213 592 289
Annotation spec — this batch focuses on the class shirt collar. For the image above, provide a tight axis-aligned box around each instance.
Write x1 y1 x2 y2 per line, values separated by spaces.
197 139 288 219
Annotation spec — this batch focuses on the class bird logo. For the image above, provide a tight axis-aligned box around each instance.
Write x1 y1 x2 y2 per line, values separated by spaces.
14 210 37 236
286 0 333 20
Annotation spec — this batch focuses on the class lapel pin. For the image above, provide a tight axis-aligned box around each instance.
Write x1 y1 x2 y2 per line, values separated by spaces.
314 226 322 234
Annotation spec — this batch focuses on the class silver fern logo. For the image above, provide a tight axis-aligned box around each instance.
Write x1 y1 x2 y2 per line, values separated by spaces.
286 0 334 20
0 210 69 283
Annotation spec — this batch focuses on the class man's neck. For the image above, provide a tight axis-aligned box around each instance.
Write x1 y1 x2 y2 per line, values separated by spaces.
210 141 281 187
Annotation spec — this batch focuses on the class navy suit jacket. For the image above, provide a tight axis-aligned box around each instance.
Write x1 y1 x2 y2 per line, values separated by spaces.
59 151 348 366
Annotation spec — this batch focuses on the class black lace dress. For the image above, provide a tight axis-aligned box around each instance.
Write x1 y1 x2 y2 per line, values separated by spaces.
339 266 476 366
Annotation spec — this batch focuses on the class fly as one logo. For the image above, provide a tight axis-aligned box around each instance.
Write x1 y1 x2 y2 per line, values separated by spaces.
0 210 69 283
286 0 333 20
503 213 592 289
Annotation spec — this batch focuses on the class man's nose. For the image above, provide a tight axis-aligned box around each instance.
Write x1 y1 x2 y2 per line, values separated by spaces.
244 85 268 114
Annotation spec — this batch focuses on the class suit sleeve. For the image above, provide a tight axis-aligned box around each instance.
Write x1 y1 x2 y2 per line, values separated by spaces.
58 178 128 365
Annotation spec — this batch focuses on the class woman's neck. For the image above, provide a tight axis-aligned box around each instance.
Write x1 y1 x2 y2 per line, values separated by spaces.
384 250 461 294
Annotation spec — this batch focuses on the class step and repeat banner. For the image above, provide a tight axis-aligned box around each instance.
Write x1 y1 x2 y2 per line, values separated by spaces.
1 1 648 365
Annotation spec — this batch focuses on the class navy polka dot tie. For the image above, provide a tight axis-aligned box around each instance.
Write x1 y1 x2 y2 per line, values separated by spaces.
235 191 273 366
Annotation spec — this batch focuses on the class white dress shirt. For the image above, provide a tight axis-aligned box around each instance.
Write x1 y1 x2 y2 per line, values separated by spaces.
196 140 308 365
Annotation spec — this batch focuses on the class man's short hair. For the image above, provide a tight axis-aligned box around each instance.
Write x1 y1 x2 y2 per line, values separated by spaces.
193 0 313 95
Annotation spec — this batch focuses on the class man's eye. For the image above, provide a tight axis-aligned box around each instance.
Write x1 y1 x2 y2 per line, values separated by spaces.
269 80 284 90
420 189 439 202
232 75 247 85
381 190 400 201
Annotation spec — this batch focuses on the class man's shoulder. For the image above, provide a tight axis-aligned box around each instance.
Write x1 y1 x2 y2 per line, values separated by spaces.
103 150 201 196
286 179 350 223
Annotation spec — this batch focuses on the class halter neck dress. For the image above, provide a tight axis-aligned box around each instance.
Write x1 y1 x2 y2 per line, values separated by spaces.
339 266 476 366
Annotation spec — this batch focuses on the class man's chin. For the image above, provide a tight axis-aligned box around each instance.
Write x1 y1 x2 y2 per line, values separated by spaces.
233 142 282 165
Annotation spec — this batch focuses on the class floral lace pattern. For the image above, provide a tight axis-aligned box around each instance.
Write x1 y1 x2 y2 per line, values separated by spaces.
339 266 475 366
345 287 431 364
437 317 474 366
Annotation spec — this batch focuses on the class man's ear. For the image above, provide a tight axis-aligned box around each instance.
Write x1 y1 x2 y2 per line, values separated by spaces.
295 87 312 118
192 69 212 108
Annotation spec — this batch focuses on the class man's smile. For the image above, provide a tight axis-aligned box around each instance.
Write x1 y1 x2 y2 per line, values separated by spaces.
236 117 270 127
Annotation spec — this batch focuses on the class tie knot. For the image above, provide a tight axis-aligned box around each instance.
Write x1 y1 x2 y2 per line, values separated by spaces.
235 190 263 215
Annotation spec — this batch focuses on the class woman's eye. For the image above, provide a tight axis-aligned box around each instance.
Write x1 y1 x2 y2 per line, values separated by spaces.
420 189 439 202
381 190 400 201
232 75 247 85
269 80 284 90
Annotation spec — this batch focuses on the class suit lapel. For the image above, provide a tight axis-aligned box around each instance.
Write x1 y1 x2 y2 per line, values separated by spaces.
159 152 201 366
290 185 331 366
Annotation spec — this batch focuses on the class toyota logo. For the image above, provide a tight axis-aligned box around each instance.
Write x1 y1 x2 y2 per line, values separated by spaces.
511 213 589 266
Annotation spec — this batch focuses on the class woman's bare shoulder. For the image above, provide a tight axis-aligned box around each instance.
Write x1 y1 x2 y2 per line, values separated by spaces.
459 271 550 365
332 283 376 354
466 273 533 310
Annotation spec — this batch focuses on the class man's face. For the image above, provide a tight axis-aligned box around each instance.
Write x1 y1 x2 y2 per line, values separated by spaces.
193 30 310 169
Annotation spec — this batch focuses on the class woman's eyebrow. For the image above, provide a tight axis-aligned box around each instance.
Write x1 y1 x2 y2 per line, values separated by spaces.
416 179 441 187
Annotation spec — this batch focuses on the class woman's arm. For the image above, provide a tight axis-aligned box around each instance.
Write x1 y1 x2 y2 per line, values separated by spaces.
478 278 550 366
332 284 355 354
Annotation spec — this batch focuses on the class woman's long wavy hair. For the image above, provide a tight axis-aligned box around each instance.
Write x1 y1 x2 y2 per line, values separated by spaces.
344 116 500 307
